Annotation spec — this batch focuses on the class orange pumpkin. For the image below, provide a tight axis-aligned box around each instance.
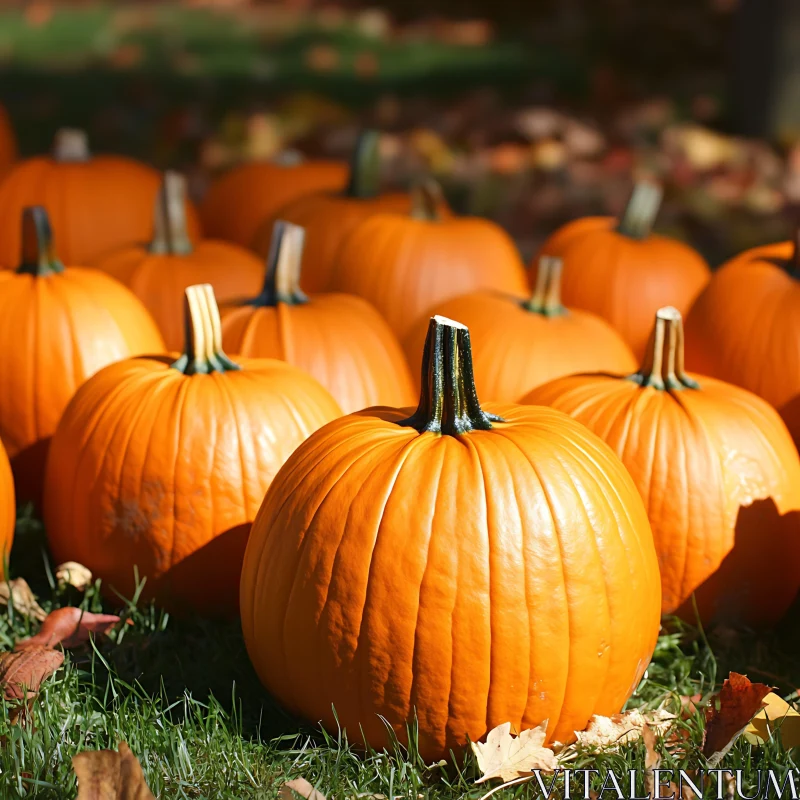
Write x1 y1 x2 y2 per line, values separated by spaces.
252 132 449 293
0 104 16 177
0 129 202 266
684 235 800 444
0 441 15 580
200 150 348 250
0 207 165 508
44 284 342 616
531 181 710 360
95 171 264 351
331 182 529 339
221 220 415 414
525 307 800 627
240 314 661 761
403 255 636 401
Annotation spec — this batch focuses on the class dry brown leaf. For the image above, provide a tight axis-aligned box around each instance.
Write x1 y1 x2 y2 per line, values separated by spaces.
280 777 327 800
472 721 557 783
55 562 93 592
16 607 121 651
575 708 677 750
0 646 63 701
73 741 155 799
0 578 46 622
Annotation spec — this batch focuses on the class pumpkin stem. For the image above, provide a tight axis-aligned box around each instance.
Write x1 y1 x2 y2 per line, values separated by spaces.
523 255 566 316
616 181 663 239
628 306 699 391
171 284 241 375
16 207 65 277
791 226 800 275
344 129 381 199
149 171 193 256
410 178 444 221
398 315 503 435
250 220 309 307
53 128 90 163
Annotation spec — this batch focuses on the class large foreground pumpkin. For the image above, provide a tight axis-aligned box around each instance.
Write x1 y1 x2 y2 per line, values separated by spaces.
221 220 415 413
525 307 800 626
531 181 710 359
0 129 201 266
240 315 661 760
44 284 342 616
403 255 636 401
0 442 15 580
0 207 165 508
95 171 264 350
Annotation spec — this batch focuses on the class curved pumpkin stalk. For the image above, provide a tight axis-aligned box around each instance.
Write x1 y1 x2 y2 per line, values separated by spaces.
251 220 309 307
149 171 193 256
616 180 663 240
17 207 64 277
52 128 90 163
344 129 382 199
523 255 566 317
409 178 445 222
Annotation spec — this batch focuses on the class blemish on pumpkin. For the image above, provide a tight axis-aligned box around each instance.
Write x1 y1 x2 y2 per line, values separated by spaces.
106 480 167 539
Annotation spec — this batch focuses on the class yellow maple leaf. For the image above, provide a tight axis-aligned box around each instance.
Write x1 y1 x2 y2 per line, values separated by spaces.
744 692 800 748
472 721 557 783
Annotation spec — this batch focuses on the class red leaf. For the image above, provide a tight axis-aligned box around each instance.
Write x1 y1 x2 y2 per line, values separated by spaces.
702 673 772 766
16 607 121 651
0 646 64 700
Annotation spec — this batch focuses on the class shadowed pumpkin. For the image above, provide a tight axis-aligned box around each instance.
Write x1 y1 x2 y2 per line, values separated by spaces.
0 104 16 177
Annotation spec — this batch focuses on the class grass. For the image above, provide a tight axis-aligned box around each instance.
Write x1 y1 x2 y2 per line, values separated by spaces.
1 507 799 798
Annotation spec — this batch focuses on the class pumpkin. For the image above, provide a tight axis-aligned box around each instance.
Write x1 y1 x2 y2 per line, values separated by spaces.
44 284 342 616
0 206 165 508
0 104 16 176
251 131 449 293
331 182 529 339
684 234 800 444
0 441 15 580
403 255 636 401
524 306 800 627
199 149 348 250
240 314 661 761
0 129 202 266
95 171 264 351
531 181 710 360
220 220 416 414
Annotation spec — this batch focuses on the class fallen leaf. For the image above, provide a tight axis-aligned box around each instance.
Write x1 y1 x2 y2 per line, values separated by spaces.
743 692 800 748
0 578 46 622
73 741 155 799
642 724 680 799
280 777 327 800
680 694 704 718
55 562 93 592
0 646 63 700
702 673 772 767
16 607 120 651
576 708 677 750
472 721 557 783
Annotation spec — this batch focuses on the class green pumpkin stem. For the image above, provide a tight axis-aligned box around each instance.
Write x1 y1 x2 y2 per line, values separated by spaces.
523 256 566 316
171 284 241 375
149 171 193 256
410 178 444 221
344 130 382 199
249 220 309 307
398 315 503 435
17 207 64 277
628 306 699 391
616 181 663 239
53 128 90 163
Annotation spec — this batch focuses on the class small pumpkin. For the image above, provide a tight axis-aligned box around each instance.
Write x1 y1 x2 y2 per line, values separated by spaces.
221 220 415 414
0 207 165 508
0 104 16 176
331 182 529 339
403 255 636 401
0 441 15 580
240 314 661 761
252 131 449 293
531 181 710 360
0 129 202 266
199 149 348 250
684 233 800 444
95 171 264 350
44 284 342 616
525 307 800 627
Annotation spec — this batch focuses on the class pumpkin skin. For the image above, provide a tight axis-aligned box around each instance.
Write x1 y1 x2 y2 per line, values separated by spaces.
0 129 201 267
683 238 800 444
331 183 529 340
0 207 165 508
525 307 800 627
403 255 636 401
241 315 661 761
531 182 710 360
221 220 415 414
95 172 264 351
0 104 16 177
44 284 342 617
200 156 348 250
0 441 15 580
